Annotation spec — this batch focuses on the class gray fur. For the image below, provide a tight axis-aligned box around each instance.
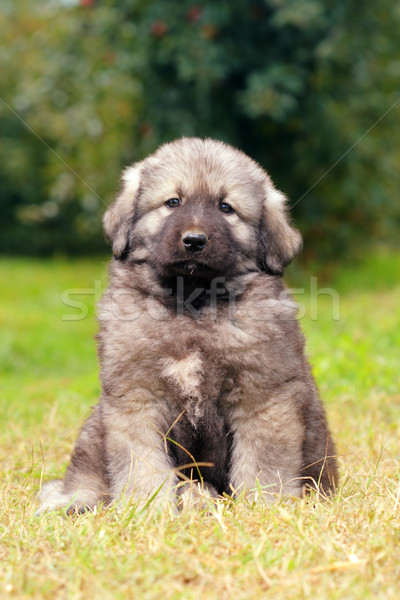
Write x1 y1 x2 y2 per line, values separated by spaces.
38 138 337 514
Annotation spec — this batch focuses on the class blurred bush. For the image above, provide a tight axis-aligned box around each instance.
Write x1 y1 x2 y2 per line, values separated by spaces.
1 0 399 258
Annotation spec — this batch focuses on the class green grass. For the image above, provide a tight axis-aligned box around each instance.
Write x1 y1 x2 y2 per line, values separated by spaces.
1 252 400 599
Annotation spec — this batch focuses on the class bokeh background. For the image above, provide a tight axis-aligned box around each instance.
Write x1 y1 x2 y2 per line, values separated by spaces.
1 0 400 262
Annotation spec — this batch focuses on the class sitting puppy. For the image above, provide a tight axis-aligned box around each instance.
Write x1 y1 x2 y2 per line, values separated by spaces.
38 138 338 513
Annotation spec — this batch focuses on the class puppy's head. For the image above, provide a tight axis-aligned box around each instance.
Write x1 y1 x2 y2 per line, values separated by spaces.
103 138 302 280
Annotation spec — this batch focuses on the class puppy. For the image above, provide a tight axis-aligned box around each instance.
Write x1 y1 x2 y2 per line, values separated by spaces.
38 137 338 513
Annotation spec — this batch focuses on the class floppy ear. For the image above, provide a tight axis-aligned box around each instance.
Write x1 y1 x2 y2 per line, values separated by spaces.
103 163 142 258
258 180 303 276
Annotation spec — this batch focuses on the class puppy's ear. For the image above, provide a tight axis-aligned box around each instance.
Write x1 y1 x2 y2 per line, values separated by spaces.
103 163 142 258
258 180 303 276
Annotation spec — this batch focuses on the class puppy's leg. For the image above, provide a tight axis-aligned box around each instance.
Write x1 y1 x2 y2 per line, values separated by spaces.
301 390 338 495
103 400 179 508
38 405 110 514
228 393 305 502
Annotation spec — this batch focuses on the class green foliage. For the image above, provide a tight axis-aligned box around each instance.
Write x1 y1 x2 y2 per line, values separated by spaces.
1 0 399 256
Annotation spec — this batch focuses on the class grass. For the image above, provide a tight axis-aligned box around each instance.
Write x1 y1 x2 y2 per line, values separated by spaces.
1 251 399 599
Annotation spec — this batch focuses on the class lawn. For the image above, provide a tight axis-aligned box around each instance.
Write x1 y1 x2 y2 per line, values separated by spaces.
0 252 399 599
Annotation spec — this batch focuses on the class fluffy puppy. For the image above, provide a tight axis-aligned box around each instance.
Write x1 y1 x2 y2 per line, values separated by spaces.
38 138 338 513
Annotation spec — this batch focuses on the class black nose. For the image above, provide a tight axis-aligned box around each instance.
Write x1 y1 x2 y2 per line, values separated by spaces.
182 231 208 252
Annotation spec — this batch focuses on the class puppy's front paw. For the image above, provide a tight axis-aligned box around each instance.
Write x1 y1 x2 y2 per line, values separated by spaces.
177 480 219 511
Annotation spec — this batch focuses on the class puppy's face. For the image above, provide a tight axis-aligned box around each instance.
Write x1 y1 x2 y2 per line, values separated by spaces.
104 138 302 281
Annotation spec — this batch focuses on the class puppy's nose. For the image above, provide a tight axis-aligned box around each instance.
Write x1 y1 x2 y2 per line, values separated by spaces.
182 231 208 252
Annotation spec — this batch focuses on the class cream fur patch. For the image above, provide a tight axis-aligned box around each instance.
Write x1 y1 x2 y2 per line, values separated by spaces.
122 163 142 190
161 352 203 398
266 185 286 210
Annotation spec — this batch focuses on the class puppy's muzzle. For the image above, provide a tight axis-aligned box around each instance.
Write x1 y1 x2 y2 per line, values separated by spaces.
182 230 208 252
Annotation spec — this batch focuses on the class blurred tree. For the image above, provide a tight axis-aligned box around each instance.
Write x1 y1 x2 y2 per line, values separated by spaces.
0 0 141 254
0 0 399 258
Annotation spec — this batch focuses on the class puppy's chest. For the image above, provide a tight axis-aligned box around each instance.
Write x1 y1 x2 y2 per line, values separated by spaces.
155 328 237 424
159 349 227 414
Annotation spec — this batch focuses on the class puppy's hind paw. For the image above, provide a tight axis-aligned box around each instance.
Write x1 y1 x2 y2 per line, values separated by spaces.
36 479 103 516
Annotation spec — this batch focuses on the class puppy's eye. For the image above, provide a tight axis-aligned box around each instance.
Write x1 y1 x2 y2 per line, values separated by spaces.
165 198 180 208
219 201 234 215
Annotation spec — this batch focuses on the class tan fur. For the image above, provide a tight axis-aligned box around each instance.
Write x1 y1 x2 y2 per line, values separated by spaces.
38 138 338 514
